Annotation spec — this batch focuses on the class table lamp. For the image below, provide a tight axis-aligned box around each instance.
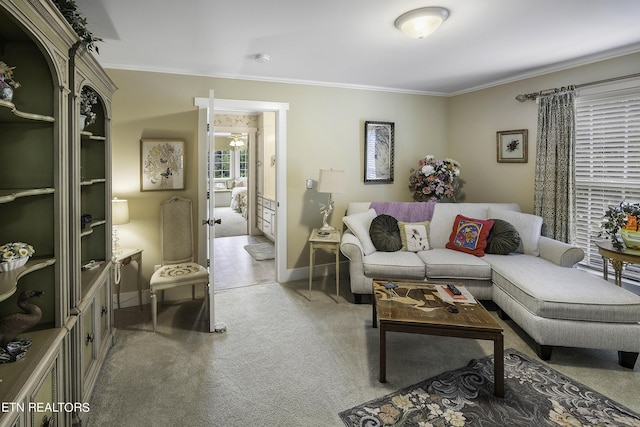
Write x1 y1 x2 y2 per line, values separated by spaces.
317 169 345 232
112 197 130 254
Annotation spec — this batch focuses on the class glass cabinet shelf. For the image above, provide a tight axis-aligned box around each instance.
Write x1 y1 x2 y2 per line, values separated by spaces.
80 178 107 186
80 130 106 141
0 257 56 302
80 220 107 237
0 188 55 203
0 99 55 123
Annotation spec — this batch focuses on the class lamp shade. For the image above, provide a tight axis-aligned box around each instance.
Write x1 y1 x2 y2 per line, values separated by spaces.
395 7 449 39
317 169 346 194
112 198 130 225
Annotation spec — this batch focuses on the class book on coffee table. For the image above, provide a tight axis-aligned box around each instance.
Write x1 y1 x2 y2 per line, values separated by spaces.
436 284 477 304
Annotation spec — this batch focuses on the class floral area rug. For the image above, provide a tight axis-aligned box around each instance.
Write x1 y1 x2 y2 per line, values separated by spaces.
340 349 640 426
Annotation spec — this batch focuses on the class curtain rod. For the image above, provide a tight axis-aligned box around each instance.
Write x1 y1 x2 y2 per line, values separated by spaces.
515 72 640 102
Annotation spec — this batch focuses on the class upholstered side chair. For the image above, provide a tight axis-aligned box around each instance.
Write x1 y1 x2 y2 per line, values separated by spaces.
149 197 209 332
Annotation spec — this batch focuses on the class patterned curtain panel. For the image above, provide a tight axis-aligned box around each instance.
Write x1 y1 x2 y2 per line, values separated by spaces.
534 89 576 243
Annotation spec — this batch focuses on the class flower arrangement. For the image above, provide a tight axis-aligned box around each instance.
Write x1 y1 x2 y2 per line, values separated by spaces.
0 61 21 89
601 201 640 249
1 242 35 263
80 86 98 126
0 61 21 102
408 155 461 202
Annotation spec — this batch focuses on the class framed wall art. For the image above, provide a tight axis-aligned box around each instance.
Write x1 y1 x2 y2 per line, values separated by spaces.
364 121 394 183
497 129 528 163
140 138 185 191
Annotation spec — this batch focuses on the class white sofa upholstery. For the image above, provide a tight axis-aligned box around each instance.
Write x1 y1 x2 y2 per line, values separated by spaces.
339 202 640 368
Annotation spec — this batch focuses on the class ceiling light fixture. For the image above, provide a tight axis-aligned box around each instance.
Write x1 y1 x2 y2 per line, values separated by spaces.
229 134 245 147
395 7 449 39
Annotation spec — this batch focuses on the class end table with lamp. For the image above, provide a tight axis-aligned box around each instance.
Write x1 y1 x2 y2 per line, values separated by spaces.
308 169 345 300
308 228 341 301
112 248 143 309
112 198 144 309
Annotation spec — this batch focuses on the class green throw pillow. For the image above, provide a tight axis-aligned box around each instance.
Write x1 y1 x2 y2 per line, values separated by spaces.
486 219 521 255
369 214 402 252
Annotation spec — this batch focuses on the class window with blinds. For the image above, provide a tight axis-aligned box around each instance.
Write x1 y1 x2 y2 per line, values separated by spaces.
575 86 640 282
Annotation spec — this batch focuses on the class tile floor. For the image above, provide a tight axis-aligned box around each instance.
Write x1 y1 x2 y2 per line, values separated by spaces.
213 234 276 290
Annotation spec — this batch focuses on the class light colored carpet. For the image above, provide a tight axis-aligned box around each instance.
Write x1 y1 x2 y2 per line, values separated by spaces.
214 207 247 238
87 280 640 426
243 242 275 260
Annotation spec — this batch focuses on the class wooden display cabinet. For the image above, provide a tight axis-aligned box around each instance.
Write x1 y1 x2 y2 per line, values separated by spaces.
0 1 116 426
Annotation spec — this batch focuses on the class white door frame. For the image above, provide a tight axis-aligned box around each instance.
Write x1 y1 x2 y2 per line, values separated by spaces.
195 96 289 284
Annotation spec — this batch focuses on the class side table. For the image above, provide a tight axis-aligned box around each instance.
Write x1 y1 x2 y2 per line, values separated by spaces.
113 248 143 309
308 228 341 301
596 240 640 287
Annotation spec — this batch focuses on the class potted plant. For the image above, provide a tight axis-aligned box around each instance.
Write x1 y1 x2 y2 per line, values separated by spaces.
80 86 98 128
52 0 102 53
0 61 21 102
0 242 35 272
601 201 640 250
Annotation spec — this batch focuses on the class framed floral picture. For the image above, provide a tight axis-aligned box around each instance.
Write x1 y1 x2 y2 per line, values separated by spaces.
497 129 528 163
364 121 394 183
140 138 185 191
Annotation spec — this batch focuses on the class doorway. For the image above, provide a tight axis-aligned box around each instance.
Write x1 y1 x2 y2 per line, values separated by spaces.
195 97 289 290
213 129 251 239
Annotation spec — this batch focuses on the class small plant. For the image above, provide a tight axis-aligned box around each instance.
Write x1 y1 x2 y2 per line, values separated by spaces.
0 61 21 88
80 86 98 125
601 201 640 249
52 0 103 53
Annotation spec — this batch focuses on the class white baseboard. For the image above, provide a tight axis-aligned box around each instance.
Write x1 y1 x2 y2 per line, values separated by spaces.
112 261 347 309
280 260 345 283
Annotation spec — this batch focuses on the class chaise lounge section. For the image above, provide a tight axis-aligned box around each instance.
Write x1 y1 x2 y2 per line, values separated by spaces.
340 202 640 368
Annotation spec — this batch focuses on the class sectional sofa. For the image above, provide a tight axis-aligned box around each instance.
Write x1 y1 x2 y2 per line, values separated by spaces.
339 201 640 368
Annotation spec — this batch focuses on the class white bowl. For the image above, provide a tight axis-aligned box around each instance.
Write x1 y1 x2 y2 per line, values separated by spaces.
0 256 29 272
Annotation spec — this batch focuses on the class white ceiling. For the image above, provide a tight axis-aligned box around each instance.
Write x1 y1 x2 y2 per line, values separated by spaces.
75 0 640 95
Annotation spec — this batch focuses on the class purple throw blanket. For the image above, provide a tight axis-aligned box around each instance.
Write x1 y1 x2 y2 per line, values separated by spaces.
370 202 436 222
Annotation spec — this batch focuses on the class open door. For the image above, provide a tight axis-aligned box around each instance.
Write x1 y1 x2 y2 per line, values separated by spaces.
195 96 289 287
205 89 225 333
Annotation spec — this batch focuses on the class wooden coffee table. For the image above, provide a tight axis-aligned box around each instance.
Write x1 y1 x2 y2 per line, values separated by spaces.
372 279 504 397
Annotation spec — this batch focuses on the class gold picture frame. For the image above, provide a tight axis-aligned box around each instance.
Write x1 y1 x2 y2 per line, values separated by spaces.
140 138 185 191
497 129 528 163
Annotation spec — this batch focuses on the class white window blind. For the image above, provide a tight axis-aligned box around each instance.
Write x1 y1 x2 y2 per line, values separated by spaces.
575 86 640 282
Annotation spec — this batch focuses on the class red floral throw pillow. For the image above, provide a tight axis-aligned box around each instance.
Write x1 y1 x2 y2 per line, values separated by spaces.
445 215 494 257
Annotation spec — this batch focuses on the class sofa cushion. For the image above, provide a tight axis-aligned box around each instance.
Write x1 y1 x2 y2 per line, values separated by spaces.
486 254 640 323
363 251 426 280
398 221 430 252
445 215 494 257
419 248 492 280
370 214 402 252
486 219 521 255
343 209 377 255
487 208 542 256
429 204 491 248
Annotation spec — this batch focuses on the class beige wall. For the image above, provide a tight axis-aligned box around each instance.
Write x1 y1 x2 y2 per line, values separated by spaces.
448 52 640 213
109 69 448 292
110 51 640 293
